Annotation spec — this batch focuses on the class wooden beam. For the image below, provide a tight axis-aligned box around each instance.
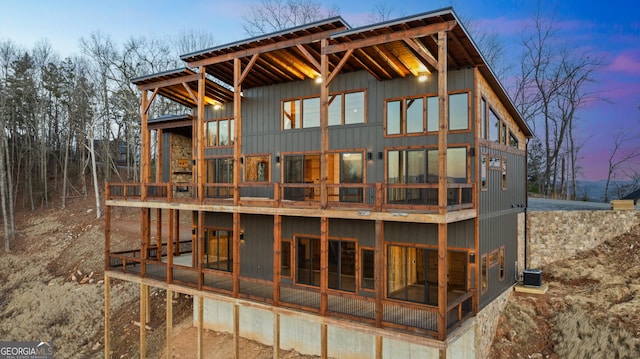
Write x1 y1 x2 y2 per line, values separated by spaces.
296 44 321 72
185 27 347 68
233 212 241 297
143 88 159 115
436 30 449 341
167 209 174 283
166 289 173 359
140 90 150 185
355 48 393 79
324 21 456 55
262 52 308 80
156 209 162 261
105 206 111 270
233 58 243 205
181 82 198 104
375 335 383 359
403 38 438 71
321 323 328 359
104 275 111 359
325 49 353 86
372 45 410 78
320 39 329 209
198 211 205 289
136 73 201 91
239 53 260 85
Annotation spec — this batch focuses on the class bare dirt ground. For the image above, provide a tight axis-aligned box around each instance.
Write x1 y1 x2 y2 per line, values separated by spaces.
0 197 317 358
2 195 639 358
489 223 640 358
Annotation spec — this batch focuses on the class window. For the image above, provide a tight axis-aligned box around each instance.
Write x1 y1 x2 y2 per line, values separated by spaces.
481 255 488 294
387 246 468 305
489 108 500 142
296 237 321 286
284 90 366 129
501 158 508 190
385 97 425 135
427 96 439 132
344 91 365 124
328 240 356 292
361 248 375 290
204 228 232 271
244 155 270 182
449 92 469 130
481 154 488 190
481 98 487 139
501 122 507 144
205 157 233 198
509 131 519 148
283 154 320 200
328 152 364 203
205 118 234 147
281 240 291 278
499 246 505 281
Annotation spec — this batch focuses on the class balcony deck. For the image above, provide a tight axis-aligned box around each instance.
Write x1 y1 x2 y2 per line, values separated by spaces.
107 247 474 338
106 182 476 223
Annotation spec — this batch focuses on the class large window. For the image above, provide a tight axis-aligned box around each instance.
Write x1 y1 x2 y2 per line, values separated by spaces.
489 108 500 142
387 148 467 184
204 228 232 271
329 152 364 203
296 237 321 286
385 97 425 135
361 248 375 290
281 240 292 278
387 246 468 305
205 157 233 198
328 240 356 292
244 155 270 182
283 154 320 201
284 90 366 129
449 92 469 130
205 118 234 147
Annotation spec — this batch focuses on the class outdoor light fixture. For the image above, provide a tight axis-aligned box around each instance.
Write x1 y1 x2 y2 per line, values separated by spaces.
377 152 383 160
367 152 373 161
276 156 281 164
213 103 222 110
418 73 428 82
315 76 323 84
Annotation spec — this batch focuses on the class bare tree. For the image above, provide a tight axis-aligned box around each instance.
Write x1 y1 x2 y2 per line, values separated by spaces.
604 127 640 202
243 0 340 36
514 9 602 197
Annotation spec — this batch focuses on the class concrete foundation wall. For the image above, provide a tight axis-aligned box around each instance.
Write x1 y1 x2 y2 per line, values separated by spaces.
196 296 476 358
526 210 640 268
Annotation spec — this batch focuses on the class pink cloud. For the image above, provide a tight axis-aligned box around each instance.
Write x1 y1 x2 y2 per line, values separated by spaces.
606 50 640 75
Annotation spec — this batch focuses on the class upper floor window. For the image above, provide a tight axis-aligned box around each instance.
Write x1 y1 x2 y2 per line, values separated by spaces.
509 131 519 148
385 92 468 136
205 118 234 147
481 98 487 139
387 147 468 184
244 155 270 182
489 108 500 142
284 90 366 129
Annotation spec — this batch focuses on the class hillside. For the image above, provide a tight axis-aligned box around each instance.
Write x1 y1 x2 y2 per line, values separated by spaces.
2 196 639 357
489 223 640 358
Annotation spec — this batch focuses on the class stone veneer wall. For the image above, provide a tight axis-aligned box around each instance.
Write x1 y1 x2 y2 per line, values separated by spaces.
526 210 640 269
475 286 512 359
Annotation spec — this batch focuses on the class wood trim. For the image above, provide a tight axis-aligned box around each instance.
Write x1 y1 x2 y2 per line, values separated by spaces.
320 217 329 315
326 49 353 86
166 289 173 358
436 30 448 342
296 44 321 73
104 276 111 359
240 53 259 85
273 215 282 305
324 21 456 55
374 220 384 327
136 73 201 91
403 38 438 72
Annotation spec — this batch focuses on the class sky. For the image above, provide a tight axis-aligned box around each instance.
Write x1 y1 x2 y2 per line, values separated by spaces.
0 0 638 181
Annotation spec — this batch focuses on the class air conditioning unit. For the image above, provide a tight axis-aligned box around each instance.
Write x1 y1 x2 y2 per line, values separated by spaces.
523 269 542 287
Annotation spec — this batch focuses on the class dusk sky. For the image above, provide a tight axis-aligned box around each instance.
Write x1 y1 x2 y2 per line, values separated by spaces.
1 0 638 181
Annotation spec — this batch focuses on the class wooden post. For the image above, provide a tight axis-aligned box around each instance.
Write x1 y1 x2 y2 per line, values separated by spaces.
198 211 205 289
273 215 281 306
321 323 328 359
141 208 150 277
375 335 383 359
197 69 205 202
167 209 174 284
105 205 111 270
140 90 150 198
175 210 181 256
436 30 449 341
166 289 173 359
139 284 147 359
374 219 384 327
273 313 280 359
319 39 329 209
234 304 240 359
233 212 241 297
156 209 162 261
320 217 328 315
233 58 243 205
104 275 111 359
197 296 203 359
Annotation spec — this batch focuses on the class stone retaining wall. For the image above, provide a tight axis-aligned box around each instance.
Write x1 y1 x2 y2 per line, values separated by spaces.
526 210 640 269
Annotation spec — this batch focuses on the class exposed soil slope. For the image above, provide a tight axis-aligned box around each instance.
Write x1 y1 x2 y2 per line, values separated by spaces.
489 224 640 358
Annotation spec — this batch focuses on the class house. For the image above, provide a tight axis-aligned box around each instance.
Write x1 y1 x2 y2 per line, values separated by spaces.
104 7 533 358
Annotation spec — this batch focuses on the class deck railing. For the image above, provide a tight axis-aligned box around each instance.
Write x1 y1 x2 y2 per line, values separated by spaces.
107 247 474 337
106 181 475 211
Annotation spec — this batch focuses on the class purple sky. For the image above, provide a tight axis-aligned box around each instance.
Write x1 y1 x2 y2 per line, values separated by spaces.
0 0 638 180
